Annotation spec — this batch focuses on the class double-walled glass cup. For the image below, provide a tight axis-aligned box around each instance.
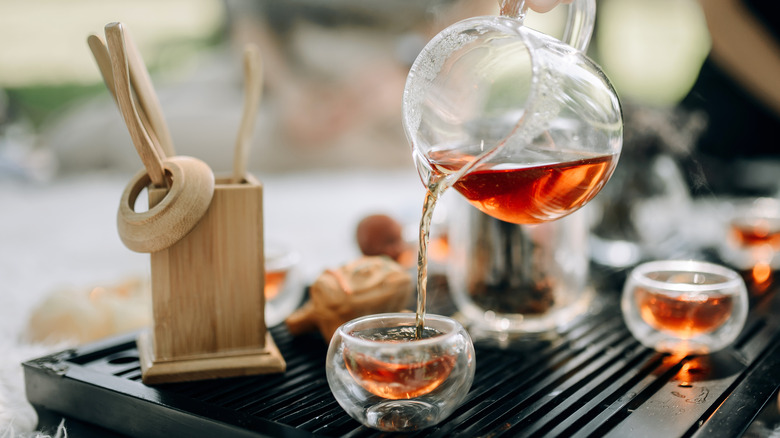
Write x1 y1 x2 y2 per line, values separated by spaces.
326 313 475 432
263 241 303 327
621 260 748 354
720 197 780 270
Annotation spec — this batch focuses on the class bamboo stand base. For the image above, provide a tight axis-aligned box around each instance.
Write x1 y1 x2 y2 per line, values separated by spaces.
135 175 285 384
137 330 285 385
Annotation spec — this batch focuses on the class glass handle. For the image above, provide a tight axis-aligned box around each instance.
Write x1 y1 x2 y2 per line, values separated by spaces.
562 0 596 52
498 0 526 19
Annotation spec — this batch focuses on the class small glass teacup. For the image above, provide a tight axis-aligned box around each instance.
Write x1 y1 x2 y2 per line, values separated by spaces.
263 242 303 327
326 313 475 432
621 260 748 355
720 197 780 271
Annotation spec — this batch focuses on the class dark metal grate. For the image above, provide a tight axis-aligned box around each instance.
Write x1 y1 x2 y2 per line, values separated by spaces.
24 270 780 437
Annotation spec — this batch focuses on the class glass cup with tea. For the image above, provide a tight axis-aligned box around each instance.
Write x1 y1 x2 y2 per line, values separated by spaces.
729 198 780 251
264 242 303 327
326 313 475 432
621 260 748 354
720 197 780 271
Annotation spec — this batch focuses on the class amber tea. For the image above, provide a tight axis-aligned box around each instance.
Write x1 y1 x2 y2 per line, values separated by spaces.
429 149 618 224
622 260 748 354
634 286 734 338
730 217 780 249
343 326 454 399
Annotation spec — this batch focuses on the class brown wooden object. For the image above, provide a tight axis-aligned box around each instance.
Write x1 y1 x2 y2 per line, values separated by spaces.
137 174 286 384
285 256 413 342
100 22 283 384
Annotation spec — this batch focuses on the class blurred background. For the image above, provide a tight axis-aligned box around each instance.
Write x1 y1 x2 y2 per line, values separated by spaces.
1 0 777 189
0 0 730 179
2 0 778 190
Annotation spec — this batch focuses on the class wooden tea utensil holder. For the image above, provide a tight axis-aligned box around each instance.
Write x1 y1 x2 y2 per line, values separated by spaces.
136 174 286 384
102 22 282 383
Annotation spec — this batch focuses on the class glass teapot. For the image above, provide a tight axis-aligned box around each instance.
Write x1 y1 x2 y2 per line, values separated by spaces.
403 0 623 225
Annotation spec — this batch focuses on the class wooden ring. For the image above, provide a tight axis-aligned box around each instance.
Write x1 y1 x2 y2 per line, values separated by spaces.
117 156 215 253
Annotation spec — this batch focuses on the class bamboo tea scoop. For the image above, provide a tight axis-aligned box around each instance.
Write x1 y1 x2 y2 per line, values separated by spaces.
232 44 263 184
87 33 167 161
105 23 165 187
106 22 214 253
123 26 176 157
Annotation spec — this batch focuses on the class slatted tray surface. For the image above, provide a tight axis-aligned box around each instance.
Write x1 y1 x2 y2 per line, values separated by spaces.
24 271 780 438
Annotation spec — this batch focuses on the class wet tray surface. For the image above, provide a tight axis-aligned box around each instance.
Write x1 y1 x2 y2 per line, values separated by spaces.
24 283 780 438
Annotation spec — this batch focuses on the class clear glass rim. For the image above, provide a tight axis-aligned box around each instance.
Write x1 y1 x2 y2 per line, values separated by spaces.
731 196 780 220
337 313 460 348
265 249 300 272
630 260 744 294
